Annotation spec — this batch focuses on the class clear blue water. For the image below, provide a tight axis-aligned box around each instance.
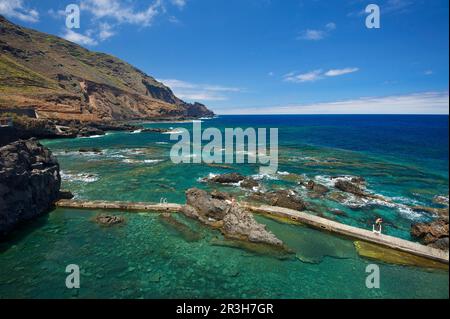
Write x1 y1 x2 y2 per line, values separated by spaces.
0 115 448 298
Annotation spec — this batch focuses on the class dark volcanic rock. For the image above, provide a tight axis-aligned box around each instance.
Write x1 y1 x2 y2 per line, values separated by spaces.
207 173 259 189
250 190 307 211
334 180 366 197
0 139 61 236
210 173 245 184
78 148 102 154
58 190 74 200
141 128 170 133
181 188 283 247
304 180 329 196
411 218 449 251
240 178 259 189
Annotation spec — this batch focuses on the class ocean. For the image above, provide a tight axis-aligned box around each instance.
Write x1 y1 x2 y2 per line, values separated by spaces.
0 115 448 298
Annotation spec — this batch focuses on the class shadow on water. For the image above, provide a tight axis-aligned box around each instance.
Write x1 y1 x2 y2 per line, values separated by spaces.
0 211 51 253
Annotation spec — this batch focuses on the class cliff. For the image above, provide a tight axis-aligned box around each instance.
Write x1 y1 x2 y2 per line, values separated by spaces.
0 15 214 121
0 139 61 237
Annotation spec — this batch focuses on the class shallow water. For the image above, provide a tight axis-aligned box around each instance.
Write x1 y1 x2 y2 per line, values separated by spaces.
0 115 448 298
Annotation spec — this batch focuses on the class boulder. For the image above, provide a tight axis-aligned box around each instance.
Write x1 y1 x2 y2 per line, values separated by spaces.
207 173 259 189
209 173 245 184
334 180 366 197
94 214 125 226
411 218 449 251
304 180 329 195
240 178 259 189
58 190 74 200
250 190 307 211
181 188 283 247
0 139 61 236
78 148 102 154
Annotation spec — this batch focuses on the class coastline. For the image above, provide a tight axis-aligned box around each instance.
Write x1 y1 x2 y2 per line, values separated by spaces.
1 114 448 299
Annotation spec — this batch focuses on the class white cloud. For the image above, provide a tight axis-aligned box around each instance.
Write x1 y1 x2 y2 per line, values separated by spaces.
217 92 449 115
325 22 336 31
0 0 39 23
98 23 115 41
284 70 323 83
47 9 65 19
69 0 186 43
424 70 434 75
284 67 359 83
298 22 336 41
171 0 187 9
348 0 413 17
80 0 161 26
298 29 326 41
325 68 360 77
61 29 98 46
159 79 242 101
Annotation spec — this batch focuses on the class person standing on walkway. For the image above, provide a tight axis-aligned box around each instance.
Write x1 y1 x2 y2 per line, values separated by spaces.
373 218 383 234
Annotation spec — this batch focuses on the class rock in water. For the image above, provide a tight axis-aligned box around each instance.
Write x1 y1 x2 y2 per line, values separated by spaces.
181 188 283 247
207 173 259 189
304 180 329 196
411 218 449 251
249 190 307 211
0 139 61 236
334 180 366 197
94 214 125 226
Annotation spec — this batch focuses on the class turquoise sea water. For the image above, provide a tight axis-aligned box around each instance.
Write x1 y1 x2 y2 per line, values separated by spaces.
0 115 448 298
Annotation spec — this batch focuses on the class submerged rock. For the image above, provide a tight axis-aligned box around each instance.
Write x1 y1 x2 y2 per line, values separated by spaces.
95 214 125 226
0 139 61 237
354 241 448 270
159 213 202 242
411 218 449 251
181 188 283 247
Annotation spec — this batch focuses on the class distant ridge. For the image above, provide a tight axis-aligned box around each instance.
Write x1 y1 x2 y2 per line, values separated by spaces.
0 15 214 121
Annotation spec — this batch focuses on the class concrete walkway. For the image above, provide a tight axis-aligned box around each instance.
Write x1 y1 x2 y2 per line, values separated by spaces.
244 204 449 265
55 199 449 265
55 199 183 213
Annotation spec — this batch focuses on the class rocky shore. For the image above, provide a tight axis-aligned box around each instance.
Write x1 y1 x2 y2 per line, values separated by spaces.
0 139 61 237
0 116 143 146
204 172 449 251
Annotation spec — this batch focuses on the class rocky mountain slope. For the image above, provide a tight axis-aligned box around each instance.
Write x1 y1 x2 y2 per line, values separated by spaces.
0 15 213 121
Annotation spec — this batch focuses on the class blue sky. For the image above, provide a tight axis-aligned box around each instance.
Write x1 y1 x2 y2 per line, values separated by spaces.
1 0 449 114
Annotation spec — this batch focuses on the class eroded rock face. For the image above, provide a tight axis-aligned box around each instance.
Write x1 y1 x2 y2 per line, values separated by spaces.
181 188 283 247
0 139 61 236
411 218 449 251
334 180 367 197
